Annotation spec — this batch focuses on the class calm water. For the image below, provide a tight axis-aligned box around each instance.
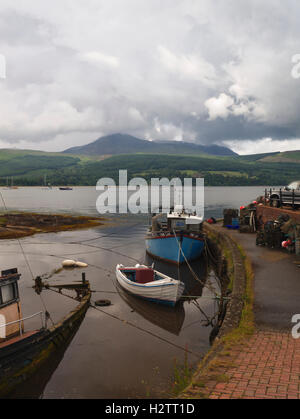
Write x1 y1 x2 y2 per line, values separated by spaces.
0 186 264 398
0 186 267 218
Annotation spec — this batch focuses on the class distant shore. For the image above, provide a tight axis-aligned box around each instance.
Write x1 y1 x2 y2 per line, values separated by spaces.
0 212 108 240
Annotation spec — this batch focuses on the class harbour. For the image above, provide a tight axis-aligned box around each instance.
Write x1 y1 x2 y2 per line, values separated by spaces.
0 186 263 398
2 185 300 399
1 1 299 403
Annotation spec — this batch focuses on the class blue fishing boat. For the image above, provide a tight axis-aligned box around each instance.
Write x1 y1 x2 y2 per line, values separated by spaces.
145 206 205 265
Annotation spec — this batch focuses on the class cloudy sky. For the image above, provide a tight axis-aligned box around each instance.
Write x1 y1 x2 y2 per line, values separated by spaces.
0 0 300 154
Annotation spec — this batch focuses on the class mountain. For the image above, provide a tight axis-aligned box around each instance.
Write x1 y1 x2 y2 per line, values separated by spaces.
63 133 238 157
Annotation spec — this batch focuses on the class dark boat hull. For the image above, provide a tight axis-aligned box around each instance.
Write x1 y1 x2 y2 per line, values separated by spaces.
0 292 90 398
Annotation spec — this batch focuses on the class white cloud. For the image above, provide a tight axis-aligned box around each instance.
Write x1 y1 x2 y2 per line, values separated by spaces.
157 45 217 86
80 51 120 68
0 54 6 79
0 0 299 153
205 93 234 120
224 138 300 155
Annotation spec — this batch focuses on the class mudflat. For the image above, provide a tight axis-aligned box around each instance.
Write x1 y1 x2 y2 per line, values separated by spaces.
0 212 107 239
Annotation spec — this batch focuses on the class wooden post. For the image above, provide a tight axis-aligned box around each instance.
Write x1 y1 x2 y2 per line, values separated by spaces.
280 188 282 207
82 272 86 285
293 190 295 210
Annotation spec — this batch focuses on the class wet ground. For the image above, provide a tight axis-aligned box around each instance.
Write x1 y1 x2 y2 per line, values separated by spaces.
226 229 300 331
2 217 220 399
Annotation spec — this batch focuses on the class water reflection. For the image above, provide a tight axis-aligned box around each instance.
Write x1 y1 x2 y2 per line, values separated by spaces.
116 253 219 337
7 340 71 399
145 253 208 298
117 285 185 336
0 216 222 398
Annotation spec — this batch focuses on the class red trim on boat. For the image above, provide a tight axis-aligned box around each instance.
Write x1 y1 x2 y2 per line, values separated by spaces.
147 234 204 242
0 331 39 349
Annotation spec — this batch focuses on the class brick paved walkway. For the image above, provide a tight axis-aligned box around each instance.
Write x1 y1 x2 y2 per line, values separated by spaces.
182 226 300 400
205 331 300 399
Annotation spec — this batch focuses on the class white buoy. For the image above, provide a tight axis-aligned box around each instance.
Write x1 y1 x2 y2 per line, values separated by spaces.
62 259 76 267
62 260 88 268
75 261 88 268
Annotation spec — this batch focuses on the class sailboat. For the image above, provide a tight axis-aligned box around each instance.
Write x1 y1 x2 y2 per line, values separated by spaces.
4 177 18 190
42 174 52 190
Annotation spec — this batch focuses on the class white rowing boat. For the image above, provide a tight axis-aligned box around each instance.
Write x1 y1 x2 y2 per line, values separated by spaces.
116 264 185 307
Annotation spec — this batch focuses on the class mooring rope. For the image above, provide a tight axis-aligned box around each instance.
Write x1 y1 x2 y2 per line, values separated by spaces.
0 198 220 335
68 222 143 244
46 285 203 358
0 190 55 326
172 230 218 297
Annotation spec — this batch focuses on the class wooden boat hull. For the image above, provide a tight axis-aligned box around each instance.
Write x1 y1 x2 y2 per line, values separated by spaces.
0 292 90 398
116 266 185 307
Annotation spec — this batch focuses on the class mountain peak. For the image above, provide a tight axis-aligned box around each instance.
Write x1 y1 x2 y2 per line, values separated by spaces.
63 133 237 157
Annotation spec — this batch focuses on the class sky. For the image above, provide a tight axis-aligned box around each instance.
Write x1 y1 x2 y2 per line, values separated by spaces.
0 0 300 155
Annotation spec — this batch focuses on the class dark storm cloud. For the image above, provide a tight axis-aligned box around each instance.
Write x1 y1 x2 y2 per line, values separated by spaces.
185 117 300 144
0 0 300 153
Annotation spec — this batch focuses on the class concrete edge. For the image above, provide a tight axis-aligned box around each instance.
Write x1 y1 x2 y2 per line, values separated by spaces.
179 223 248 398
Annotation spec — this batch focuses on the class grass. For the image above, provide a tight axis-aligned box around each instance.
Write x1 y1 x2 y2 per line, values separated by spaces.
222 247 234 292
208 171 248 178
179 170 199 177
171 349 194 396
220 246 254 350
261 150 300 163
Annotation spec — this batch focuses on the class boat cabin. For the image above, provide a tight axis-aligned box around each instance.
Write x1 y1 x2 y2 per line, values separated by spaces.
151 206 203 233
121 267 155 284
167 205 203 233
0 268 22 342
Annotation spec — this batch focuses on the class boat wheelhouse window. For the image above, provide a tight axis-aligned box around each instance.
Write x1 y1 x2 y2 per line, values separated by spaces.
169 219 186 231
0 283 17 306
168 218 201 232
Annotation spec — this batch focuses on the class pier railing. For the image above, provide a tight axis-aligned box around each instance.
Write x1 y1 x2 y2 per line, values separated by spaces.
0 311 45 337
265 188 297 209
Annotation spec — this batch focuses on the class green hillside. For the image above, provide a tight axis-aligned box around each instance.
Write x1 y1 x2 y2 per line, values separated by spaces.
58 153 299 186
0 149 300 186
257 150 300 163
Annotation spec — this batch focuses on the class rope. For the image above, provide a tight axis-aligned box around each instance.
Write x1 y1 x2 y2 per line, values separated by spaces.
90 302 202 357
172 230 219 297
69 242 142 264
203 239 222 291
204 237 219 264
0 191 54 326
68 222 143 244
46 285 202 358
0 202 219 332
